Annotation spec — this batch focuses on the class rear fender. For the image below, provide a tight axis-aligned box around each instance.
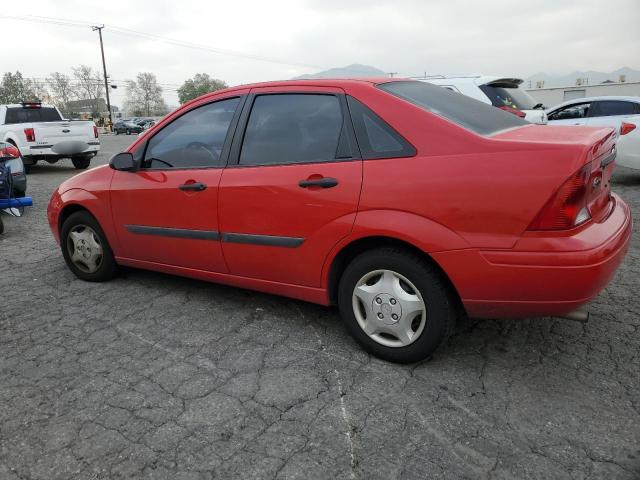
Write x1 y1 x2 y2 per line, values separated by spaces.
321 209 470 288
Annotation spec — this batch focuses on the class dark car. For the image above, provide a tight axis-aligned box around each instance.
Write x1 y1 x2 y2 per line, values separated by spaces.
113 121 143 135
0 142 26 197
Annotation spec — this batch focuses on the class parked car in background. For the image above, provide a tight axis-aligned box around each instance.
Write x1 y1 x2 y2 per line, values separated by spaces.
48 79 630 363
136 119 156 130
0 102 100 172
0 141 26 197
423 75 547 124
113 120 144 135
547 96 640 170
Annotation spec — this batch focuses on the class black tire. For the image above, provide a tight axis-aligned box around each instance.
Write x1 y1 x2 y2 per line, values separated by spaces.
126 129 131 135
60 210 118 282
13 189 26 198
338 247 457 363
114 129 119 135
23 164 32 174
0 216 4 235
72 156 91 170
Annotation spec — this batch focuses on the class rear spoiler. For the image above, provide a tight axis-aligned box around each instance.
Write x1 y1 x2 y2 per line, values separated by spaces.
484 78 524 88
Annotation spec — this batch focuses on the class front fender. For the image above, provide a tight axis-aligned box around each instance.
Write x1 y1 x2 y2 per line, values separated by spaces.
50 188 118 253
320 209 470 288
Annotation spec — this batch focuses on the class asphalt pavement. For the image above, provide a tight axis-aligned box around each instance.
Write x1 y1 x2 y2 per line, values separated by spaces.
0 134 639 479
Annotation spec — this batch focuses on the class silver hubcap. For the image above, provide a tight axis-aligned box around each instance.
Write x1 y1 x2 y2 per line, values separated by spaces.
352 269 426 348
67 225 103 274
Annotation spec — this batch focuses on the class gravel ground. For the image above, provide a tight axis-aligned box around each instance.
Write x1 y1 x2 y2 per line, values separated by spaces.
1 134 639 480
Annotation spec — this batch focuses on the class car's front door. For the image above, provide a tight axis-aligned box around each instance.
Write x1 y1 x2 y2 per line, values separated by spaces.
218 88 362 287
547 102 591 125
110 94 245 272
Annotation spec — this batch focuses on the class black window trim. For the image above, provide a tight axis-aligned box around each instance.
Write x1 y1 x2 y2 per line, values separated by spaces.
226 92 361 168
138 94 247 171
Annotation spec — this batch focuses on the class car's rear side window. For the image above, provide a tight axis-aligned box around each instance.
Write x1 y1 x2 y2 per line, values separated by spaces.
378 81 527 136
346 96 415 159
5 107 62 124
239 94 344 166
591 100 639 117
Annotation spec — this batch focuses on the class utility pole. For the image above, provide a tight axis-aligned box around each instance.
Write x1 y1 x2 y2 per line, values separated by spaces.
91 25 113 128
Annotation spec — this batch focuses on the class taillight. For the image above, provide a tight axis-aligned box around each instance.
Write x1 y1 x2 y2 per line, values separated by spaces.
498 105 526 118
24 127 35 142
93 125 99 138
528 163 591 230
11 171 21 177
620 122 636 136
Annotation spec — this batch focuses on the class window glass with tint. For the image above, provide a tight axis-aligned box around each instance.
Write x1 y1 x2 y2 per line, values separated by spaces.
5 107 62 124
239 94 343 166
379 81 527 136
347 96 415 159
592 101 637 117
478 84 537 110
548 103 591 120
144 97 239 168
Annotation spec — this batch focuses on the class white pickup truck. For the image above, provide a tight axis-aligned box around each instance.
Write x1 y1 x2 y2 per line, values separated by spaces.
0 102 100 172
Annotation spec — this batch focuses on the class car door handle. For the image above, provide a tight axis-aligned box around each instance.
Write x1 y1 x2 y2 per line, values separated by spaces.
178 182 207 191
298 177 339 189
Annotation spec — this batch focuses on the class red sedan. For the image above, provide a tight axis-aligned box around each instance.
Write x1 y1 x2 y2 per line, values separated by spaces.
48 79 631 363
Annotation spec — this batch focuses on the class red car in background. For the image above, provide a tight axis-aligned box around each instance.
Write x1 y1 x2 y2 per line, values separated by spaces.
47 79 631 363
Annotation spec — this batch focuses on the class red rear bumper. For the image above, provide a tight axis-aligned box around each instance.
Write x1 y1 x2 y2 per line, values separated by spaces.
433 194 632 318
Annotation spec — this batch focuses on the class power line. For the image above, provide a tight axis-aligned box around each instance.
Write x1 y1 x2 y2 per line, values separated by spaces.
0 14 325 70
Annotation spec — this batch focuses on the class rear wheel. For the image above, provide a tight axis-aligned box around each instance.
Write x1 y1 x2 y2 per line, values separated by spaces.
71 156 91 170
338 247 456 363
126 129 131 135
61 211 118 282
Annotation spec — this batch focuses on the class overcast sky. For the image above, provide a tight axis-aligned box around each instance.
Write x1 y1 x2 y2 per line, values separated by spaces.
0 0 638 107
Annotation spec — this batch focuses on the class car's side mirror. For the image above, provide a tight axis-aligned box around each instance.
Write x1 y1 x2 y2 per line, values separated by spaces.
109 152 139 172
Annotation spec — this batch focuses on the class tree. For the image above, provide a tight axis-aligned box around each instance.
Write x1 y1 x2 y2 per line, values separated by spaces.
124 73 167 116
177 73 227 104
72 65 104 116
47 72 75 115
0 71 37 103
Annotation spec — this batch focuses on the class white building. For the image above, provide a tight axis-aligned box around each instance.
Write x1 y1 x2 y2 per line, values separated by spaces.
526 81 640 109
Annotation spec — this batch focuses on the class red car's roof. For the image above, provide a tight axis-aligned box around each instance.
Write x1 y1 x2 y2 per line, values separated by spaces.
210 77 402 95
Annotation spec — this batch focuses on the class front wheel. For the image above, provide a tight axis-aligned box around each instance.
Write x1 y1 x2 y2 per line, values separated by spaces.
60 211 118 282
338 247 457 363
126 129 131 135
71 156 91 170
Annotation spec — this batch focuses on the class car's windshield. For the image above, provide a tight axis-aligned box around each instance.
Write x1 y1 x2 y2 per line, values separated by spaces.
378 80 527 136
479 83 537 110
5 107 62 124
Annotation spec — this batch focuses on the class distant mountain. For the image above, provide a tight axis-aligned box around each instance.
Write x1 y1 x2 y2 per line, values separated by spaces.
526 67 640 88
294 64 387 80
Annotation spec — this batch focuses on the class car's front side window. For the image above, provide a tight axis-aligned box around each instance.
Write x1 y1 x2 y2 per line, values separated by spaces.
143 97 240 169
549 103 591 120
239 94 344 166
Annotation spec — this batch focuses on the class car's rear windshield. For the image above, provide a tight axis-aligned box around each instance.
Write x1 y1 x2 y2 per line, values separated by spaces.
5 107 62 124
378 81 527 136
479 83 537 110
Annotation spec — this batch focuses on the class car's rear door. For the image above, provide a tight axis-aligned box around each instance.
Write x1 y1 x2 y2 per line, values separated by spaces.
218 86 362 287
586 100 640 128
110 93 246 272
